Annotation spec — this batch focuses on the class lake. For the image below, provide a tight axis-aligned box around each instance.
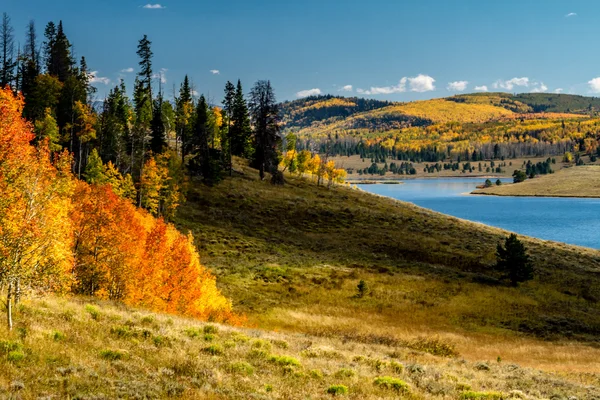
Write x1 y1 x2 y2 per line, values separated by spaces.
357 178 600 249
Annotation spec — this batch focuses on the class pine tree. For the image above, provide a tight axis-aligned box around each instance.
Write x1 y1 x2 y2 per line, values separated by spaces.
496 234 533 286
177 75 193 163
136 35 153 111
230 80 251 157
222 81 235 174
51 21 74 82
150 89 166 154
20 21 41 118
190 95 211 181
248 80 281 181
0 13 16 88
43 21 56 74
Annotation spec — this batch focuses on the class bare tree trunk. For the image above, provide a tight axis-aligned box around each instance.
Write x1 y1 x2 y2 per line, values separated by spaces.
14 278 20 306
7 281 13 331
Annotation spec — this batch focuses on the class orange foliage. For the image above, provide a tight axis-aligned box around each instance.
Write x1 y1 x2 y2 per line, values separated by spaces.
0 88 241 325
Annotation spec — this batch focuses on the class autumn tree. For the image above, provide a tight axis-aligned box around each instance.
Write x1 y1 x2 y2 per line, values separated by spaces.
0 88 73 330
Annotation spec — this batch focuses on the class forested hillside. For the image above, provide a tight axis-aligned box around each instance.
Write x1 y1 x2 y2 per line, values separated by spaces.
281 94 600 166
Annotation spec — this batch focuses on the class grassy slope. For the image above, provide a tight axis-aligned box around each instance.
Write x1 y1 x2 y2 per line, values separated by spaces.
3 297 599 400
174 162 600 370
473 166 600 198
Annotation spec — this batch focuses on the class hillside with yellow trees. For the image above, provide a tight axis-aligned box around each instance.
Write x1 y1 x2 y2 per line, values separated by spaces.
282 93 600 167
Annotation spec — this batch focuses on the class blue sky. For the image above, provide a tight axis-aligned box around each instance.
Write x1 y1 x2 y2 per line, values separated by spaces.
3 0 600 103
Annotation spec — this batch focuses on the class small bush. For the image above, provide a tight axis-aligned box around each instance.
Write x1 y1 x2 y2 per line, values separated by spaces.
327 385 349 396
271 339 289 349
460 391 504 400
456 382 472 391
140 315 155 324
223 340 236 348
111 326 133 338
407 337 458 357
204 334 215 342
251 339 272 351
310 369 324 379
7 351 25 363
269 355 301 367
203 325 218 334
389 361 404 374
203 345 224 356
373 376 410 393
228 361 254 376
0 340 22 354
334 368 355 378
474 362 490 371
153 335 168 347
84 304 100 320
265 384 273 392
99 349 127 361
184 328 201 338
52 331 65 341
231 332 250 343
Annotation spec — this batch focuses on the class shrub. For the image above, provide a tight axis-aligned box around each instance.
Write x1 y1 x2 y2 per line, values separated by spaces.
140 315 155 324
334 368 355 378
356 279 369 298
373 376 410 392
228 361 254 376
153 335 168 347
52 331 66 341
84 304 100 320
223 340 236 348
0 340 22 354
203 325 218 334
407 336 458 357
269 355 301 367
184 328 201 338
7 350 25 363
390 361 404 374
99 349 127 361
204 334 215 342
474 362 490 371
456 382 472 391
460 391 504 400
327 385 349 396
310 369 324 379
251 339 272 351
231 332 250 343
264 384 273 392
271 339 289 349
203 344 224 356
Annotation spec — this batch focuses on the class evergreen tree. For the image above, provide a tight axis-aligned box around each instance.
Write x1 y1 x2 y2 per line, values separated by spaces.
248 80 281 181
177 75 193 163
150 89 166 154
223 80 235 174
496 234 533 286
99 81 131 167
20 21 41 119
0 13 16 88
43 21 56 74
50 21 74 82
136 34 153 112
190 95 212 181
230 79 251 157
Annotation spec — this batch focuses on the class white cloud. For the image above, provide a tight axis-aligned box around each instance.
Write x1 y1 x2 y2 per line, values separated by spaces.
339 84 353 92
492 77 529 91
210 69 220 75
474 85 488 92
447 80 468 92
296 88 322 98
554 88 564 94
357 78 406 95
152 68 168 84
565 12 577 17
121 67 134 73
588 77 600 93
89 71 110 85
408 74 436 92
191 90 199 97
356 74 436 95
530 82 548 93
143 4 166 9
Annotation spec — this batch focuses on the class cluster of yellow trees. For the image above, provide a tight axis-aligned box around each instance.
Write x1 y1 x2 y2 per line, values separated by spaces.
282 149 346 186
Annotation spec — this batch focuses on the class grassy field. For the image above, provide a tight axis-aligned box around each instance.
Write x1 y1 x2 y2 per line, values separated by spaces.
3 161 600 399
2 296 599 399
332 154 600 180
473 166 600 198
173 162 600 370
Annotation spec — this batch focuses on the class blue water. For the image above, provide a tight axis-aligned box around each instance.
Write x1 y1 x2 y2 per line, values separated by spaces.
358 178 600 249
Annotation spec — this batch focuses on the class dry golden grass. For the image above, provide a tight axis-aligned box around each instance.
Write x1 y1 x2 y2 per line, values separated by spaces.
474 165 600 197
1 296 599 399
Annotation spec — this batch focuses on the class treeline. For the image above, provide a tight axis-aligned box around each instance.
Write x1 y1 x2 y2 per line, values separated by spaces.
0 14 291 219
0 89 242 329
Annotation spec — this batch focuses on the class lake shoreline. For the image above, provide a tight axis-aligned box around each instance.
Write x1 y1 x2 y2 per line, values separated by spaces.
471 191 600 199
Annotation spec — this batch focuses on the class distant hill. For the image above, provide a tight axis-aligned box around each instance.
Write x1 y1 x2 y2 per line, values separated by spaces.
451 92 600 114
